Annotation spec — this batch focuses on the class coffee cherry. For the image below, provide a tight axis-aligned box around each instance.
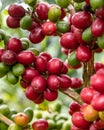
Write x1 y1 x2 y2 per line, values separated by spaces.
80 87 96 104
47 58 63 74
25 85 40 100
68 101 81 115
71 77 82 89
95 7 104 19
6 38 22 53
42 21 57 36
6 16 20 28
68 51 80 67
0 62 10 74
90 73 104 92
31 75 47 93
97 33 104 49
76 45 92 62
47 75 61 91
25 0 37 7
91 18 104 37
56 20 70 33
90 0 104 10
44 88 58 101
8 123 22 130
33 93 44 104
1 50 17 65
55 0 71 8
24 107 33 122
72 112 90 129
71 11 92 29
29 27 45 44
12 63 25 76
20 15 32 30
13 112 29 126
72 25 86 45
94 62 104 72
39 52 52 62
17 50 35 65
22 67 39 82
36 2 49 20
60 74 72 90
32 119 48 130
28 21 39 31
83 105 99 122
91 93 104 111
48 5 61 22
20 79 28 89
8 4 25 18
35 55 47 73
7 71 19 84
82 27 93 42
60 32 78 49
93 119 104 129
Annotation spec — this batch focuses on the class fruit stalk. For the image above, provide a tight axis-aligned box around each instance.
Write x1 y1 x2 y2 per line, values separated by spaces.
83 40 96 87
61 89 83 104
0 113 14 125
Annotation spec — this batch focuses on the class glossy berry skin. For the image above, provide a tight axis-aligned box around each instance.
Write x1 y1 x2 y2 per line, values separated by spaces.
8 4 25 18
42 21 57 36
71 11 92 29
39 52 52 62
20 79 28 89
72 112 90 129
93 119 104 130
32 119 48 130
90 73 104 92
80 87 96 104
13 112 29 127
60 32 78 49
25 85 40 101
95 7 104 19
17 51 35 65
47 58 63 74
1 50 17 65
6 16 20 28
6 38 22 53
33 94 44 104
71 77 82 89
22 67 39 82
35 56 47 73
76 45 92 62
83 105 99 122
36 2 49 20
94 62 104 72
68 101 81 115
91 18 104 37
91 93 104 111
31 75 47 93
44 88 58 101
60 74 72 90
47 75 61 91
29 27 45 44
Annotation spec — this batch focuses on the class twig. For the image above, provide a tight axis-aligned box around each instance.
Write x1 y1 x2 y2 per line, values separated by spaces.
60 89 83 104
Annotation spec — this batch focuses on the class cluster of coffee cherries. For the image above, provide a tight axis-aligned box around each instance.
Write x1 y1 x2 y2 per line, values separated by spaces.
0 34 83 105
6 0 104 68
67 62 104 130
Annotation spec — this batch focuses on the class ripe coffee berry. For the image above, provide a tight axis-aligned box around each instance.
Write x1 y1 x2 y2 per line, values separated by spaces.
8 4 25 18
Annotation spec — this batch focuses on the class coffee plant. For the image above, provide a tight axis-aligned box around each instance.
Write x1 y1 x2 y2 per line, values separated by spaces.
0 0 104 129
